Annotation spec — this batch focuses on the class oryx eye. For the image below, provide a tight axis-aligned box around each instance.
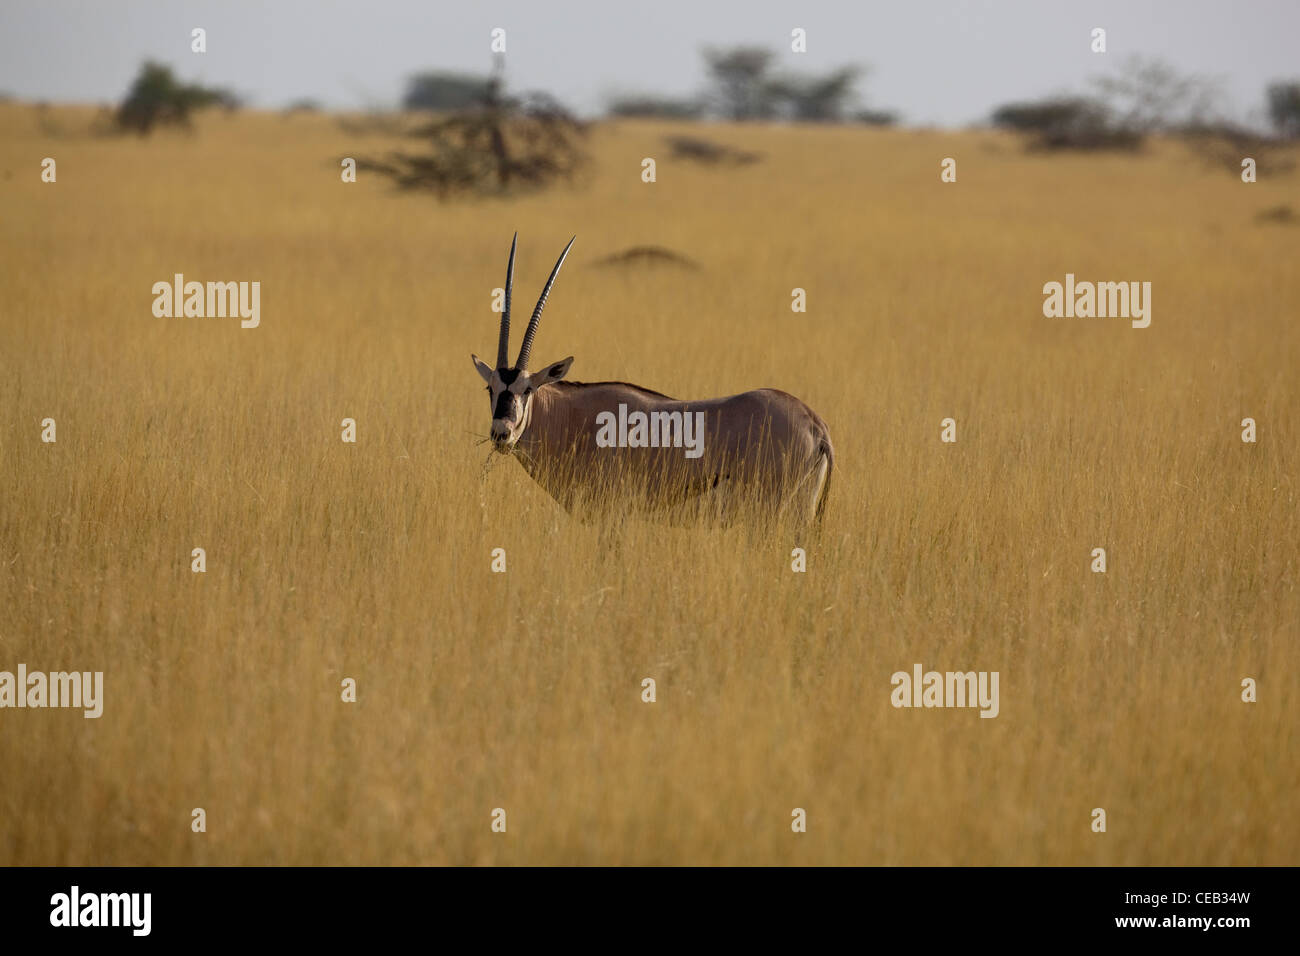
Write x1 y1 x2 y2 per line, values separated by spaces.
524 387 533 395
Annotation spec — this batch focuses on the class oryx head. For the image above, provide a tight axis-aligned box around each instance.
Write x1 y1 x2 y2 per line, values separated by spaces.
472 234 576 453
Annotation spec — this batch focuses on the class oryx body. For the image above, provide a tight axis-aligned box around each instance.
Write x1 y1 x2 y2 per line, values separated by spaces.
472 236 833 528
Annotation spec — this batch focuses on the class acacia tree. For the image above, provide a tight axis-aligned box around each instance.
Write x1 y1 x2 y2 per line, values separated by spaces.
364 62 587 198
992 57 1222 151
703 47 777 120
402 72 493 112
702 47 872 123
116 61 237 135
767 66 863 121
1089 56 1222 134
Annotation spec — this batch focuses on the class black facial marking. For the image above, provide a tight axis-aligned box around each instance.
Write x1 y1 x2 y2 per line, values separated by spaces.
493 390 515 420
498 368 521 386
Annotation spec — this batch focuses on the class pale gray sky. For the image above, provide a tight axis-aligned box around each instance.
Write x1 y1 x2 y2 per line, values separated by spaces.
1 0 1296 126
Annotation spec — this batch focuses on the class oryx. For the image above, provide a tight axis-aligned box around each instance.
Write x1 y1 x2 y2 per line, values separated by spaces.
471 235 834 528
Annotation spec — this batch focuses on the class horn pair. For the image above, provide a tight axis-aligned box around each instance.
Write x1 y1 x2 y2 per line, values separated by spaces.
496 233 575 370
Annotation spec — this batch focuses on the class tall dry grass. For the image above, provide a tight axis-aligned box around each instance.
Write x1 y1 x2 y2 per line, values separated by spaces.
1 104 1296 864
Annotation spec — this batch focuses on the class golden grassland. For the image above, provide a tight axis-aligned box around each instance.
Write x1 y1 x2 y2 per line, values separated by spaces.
1 103 1297 865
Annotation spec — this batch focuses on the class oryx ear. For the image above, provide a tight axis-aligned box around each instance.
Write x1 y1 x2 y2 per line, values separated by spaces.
532 356 574 386
471 354 494 384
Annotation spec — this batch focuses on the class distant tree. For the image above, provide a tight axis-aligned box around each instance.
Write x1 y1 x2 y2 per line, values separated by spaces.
993 98 1097 132
767 66 862 122
703 47 777 120
403 72 493 112
1089 56 1221 135
991 97 1140 151
701 48 887 125
116 61 237 135
853 109 899 127
994 58 1229 153
607 95 703 119
362 63 587 199
1266 81 1300 139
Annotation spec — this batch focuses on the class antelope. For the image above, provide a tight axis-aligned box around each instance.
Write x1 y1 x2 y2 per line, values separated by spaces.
471 235 834 529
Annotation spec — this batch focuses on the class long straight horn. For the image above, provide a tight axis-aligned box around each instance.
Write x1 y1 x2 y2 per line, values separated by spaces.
496 232 518 369
516 236 575 370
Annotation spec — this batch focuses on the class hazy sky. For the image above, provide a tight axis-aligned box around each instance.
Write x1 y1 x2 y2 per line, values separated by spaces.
1 1 1296 126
